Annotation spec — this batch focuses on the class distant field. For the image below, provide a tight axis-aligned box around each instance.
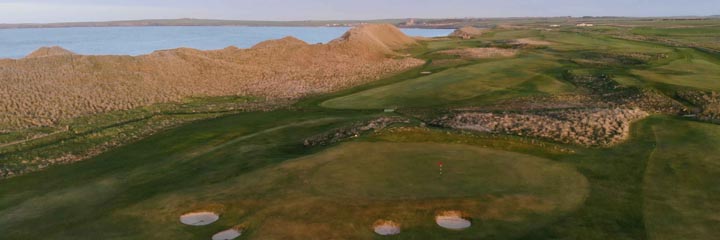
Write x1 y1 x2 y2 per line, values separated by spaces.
631 49 720 90
542 31 673 53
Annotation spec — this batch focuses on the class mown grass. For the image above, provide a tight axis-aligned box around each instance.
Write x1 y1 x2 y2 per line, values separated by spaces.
631 48 720 91
542 31 673 54
644 118 720 240
321 54 572 109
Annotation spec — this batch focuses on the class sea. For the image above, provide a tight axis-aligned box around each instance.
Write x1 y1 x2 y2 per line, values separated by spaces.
0 26 453 59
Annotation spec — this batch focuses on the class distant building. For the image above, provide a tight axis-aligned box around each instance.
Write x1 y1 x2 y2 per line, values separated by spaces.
549 24 561 28
406 18 416 26
576 23 594 27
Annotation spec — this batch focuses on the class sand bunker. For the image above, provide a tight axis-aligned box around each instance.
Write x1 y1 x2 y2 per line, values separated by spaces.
179 212 219 226
373 220 401 236
436 211 471 230
439 48 517 59
212 228 242 240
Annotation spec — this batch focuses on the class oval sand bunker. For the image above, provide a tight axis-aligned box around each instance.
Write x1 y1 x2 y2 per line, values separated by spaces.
373 220 401 236
212 229 242 240
179 212 219 226
436 212 471 230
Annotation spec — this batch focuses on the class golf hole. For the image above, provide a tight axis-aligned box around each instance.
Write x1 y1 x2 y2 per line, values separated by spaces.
179 211 219 226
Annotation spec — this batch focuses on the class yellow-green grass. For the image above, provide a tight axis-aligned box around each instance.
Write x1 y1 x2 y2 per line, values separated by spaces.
480 29 543 41
631 49 720 91
644 119 720 240
542 32 673 54
631 27 720 50
0 110 375 239
321 55 573 109
0 112 699 239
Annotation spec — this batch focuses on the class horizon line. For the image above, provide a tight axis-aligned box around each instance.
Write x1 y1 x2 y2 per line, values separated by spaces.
2 15 719 25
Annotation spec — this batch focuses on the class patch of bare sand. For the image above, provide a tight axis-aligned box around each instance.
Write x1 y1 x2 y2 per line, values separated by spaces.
435 211 472 230
179 211 219 226
439 48 518 59
1 24 424 131
212 228 243 240
449 26 486 39
373 220 401 235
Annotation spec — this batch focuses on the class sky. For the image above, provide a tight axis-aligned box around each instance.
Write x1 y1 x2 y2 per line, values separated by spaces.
0 0 718 23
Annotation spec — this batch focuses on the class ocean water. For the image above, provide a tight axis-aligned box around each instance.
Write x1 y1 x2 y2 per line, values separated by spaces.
0 26 453 59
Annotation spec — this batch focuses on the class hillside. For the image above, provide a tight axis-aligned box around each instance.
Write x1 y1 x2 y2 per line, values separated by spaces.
449 26 486 39
0 24 423 130
25 46 76 58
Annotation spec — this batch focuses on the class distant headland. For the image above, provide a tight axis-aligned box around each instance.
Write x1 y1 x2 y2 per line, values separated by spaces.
2 16 718 29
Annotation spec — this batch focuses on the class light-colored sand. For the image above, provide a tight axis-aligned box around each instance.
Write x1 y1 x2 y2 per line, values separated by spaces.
373 220 401 235
436 211 471 230
439 48 518 59
212 229 242 240
449 26 486 39
1 24 424 131
179 212 219 226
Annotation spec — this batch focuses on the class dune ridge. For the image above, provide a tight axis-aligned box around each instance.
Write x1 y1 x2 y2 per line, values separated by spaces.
0 24 423 130
25 46 76 58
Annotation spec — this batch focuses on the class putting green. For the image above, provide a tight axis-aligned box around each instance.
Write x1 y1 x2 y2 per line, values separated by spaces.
309 142 588 201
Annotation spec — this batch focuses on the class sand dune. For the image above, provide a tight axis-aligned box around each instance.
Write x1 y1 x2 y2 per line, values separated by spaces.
25 46 76 58
0 24 423 130
450 26 485 39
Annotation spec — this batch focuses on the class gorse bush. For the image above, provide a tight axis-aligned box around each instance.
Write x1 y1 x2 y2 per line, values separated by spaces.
437 108 649 147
